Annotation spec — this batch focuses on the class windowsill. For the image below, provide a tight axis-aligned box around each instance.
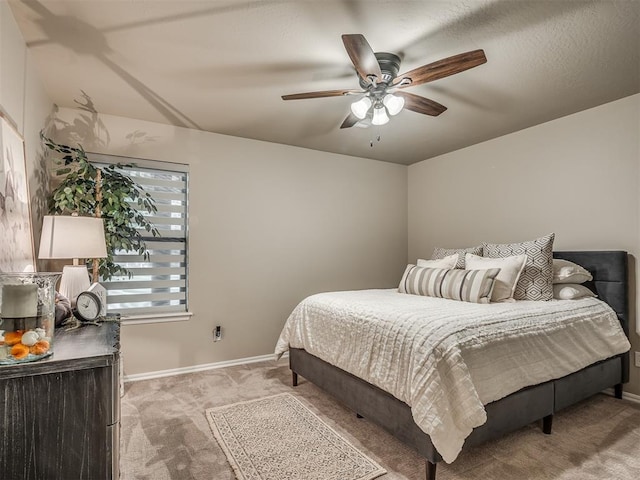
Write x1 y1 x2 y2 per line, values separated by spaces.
120 311 193 325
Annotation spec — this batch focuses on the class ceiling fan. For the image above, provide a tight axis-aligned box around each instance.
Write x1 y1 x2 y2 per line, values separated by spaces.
282 34 487 129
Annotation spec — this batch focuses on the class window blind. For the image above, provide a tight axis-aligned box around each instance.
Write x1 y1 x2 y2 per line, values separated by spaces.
89 154 189 317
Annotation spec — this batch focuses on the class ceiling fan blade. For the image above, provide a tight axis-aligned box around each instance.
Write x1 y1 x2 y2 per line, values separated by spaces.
394 49 487 87
282 89 359 100
340 112 360 129
341 34 382 83
396 91 447 116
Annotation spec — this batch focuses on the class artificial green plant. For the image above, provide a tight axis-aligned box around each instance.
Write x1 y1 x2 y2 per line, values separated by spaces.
41 132 160 280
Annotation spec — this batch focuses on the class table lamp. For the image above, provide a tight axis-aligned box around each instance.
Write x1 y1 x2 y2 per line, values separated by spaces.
38 215 108 306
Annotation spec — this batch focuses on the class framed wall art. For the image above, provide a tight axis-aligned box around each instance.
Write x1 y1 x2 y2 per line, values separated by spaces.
0 113 35 272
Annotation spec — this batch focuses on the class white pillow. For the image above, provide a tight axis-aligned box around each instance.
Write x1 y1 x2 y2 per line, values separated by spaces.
465 253 527 303
553 283 596 300
552 259 593 284
417 254 458 269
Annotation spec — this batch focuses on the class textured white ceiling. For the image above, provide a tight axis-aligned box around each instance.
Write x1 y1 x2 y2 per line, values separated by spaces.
8 0 640 165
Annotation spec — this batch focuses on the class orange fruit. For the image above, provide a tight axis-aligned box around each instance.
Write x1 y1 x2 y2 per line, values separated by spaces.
11 343 29 359
4 331 24 346
30 340 50 356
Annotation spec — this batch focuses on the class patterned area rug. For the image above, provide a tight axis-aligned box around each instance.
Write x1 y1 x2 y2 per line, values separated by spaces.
206 393 386 480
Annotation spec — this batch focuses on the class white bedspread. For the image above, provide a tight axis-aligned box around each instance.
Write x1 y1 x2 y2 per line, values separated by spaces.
274 289 630 463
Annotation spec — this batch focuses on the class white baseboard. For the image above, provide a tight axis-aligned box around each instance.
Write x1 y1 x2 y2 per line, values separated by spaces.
603 388 640 405
123 352 288 383
125 359 640 406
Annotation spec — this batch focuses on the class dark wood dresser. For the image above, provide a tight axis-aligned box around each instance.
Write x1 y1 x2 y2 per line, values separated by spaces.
0 321 121 479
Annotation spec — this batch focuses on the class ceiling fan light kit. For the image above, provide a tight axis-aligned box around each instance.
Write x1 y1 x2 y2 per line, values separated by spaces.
371 105 390 126
350 96 372 119
282 34 487 129
383 93 405 116
350 91 405 121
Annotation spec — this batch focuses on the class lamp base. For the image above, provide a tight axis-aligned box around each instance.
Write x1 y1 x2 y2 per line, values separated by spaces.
59 265 90 307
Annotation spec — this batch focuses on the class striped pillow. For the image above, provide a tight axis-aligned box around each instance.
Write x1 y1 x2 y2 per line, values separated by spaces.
398 265 500 304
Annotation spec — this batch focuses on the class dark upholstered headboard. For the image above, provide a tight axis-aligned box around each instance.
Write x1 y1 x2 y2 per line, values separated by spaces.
553 251 629 382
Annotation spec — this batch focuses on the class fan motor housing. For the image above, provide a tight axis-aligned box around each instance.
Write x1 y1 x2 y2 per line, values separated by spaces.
358 52 401 88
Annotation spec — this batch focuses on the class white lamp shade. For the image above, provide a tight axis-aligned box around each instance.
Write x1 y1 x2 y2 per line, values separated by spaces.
371 106 390 125
39 215 108 259
383 93 405 116
350 96 372 119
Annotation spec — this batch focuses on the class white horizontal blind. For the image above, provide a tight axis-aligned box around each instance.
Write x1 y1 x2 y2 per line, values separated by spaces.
89 154 188 316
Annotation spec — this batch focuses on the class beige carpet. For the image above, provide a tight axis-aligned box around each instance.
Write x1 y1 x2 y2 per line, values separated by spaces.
120 359 640 479
206 393 386 480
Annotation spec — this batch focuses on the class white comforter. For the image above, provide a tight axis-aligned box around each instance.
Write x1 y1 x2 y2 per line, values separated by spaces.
274 289 630 463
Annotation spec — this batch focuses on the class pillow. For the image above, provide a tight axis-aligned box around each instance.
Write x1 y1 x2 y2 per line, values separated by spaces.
482 233 555 301
431 245 483 269
553 283 596 300
417 254 458 269
465 253 527 302
553 259 593 284
398 264 500 304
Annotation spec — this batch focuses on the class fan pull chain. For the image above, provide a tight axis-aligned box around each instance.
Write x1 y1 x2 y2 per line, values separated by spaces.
370 133 381 148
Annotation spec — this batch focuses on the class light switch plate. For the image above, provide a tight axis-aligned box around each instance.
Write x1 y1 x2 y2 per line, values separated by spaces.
635 351 640 368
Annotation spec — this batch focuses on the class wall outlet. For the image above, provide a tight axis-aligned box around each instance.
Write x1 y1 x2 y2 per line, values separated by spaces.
213 325 222 342
635 351 640 368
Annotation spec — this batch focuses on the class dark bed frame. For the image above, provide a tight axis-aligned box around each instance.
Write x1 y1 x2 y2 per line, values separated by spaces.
289 251 629 480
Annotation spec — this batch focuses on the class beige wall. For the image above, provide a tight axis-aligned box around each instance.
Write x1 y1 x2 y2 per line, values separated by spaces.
4 1 408 377
408 94 640 395
52 108 408 375
1 1 53 264
5 2 639 394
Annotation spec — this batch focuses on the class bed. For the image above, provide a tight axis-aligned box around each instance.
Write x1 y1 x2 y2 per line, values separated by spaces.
275 251 631 480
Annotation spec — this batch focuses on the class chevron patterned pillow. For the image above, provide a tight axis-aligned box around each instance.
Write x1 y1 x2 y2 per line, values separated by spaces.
431 245 483 269
482 233 555 301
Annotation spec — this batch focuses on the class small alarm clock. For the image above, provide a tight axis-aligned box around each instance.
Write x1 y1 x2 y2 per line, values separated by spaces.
74 290 103 322
87 282 107 316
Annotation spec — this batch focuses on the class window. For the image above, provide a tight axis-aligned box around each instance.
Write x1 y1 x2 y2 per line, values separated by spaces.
88 153 189 322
